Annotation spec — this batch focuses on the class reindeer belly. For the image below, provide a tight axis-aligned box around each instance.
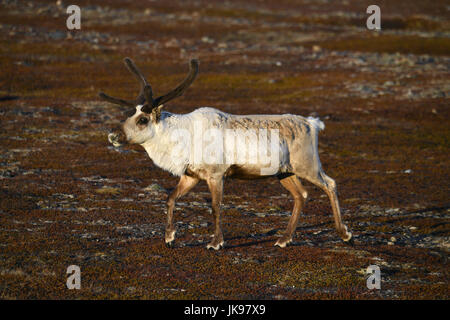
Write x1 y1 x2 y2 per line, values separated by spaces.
224 165 279 180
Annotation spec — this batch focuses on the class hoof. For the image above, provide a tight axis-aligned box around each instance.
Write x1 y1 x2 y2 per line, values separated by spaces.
206 241 224 251
165 229 176 247
343 235 354 246
165 240 175 248
274 238 292 248
340 225 352 243
342 230 353 242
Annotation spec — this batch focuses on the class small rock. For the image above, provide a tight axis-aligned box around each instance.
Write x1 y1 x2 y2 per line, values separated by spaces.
201 36 214 44
95 187 120 195
144 183 166 193
312 45 321 53
357 268 367 275
164 38 180 48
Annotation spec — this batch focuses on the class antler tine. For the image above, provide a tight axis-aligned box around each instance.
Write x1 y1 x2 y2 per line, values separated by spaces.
123 57 148 85
98 92 135 108
99 58 153 107
124 58 154 105
99 58 198 111
151 59 199 108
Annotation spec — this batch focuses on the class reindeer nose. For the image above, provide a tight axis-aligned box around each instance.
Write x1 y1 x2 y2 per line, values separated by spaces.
108 132 124 147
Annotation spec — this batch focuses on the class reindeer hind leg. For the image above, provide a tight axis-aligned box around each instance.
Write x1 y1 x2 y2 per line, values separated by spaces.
302 171 352 242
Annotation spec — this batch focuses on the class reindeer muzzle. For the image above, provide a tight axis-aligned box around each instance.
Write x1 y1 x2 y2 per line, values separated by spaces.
108 131 126 147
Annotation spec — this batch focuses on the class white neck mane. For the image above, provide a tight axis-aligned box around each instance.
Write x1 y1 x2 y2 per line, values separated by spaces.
141 112 192 176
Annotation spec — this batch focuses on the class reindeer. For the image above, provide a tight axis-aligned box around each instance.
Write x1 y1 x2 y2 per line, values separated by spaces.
99 58 352 250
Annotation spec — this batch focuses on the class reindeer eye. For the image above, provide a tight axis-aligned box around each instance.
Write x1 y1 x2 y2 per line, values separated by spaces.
137 117 149 125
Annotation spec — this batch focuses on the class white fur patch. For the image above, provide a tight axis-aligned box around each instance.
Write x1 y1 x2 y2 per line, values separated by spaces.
307 117 325 131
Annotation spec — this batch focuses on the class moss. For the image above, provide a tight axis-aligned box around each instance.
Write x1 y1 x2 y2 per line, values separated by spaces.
308 35 450 56
291 15 448 32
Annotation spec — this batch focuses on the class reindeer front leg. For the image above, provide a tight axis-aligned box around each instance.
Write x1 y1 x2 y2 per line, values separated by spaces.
206 177 224 250
165 175 199 247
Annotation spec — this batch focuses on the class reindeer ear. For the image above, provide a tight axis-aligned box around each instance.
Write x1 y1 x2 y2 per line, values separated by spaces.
151 104 164 123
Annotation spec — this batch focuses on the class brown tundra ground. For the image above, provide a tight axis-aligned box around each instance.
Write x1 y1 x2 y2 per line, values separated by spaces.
0 0 449 299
